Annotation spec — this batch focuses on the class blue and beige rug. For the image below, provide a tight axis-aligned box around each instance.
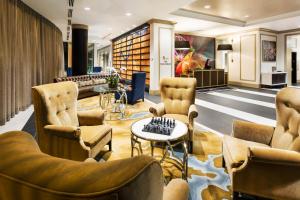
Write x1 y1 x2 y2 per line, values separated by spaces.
78 96 231 200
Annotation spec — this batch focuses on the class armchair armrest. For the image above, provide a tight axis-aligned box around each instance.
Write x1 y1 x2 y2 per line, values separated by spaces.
188 104 198 123
249 147 300 166
44 125 80 140
163 179 189 200
232 120 274 145
149 102 165 117
77 109 105 126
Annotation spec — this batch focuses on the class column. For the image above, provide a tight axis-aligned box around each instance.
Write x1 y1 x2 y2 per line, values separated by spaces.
72 24 88 75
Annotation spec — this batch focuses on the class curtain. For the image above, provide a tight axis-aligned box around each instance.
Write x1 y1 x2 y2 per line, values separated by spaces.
0 0 64 125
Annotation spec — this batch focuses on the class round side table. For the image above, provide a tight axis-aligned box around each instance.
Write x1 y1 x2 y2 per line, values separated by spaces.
131 117 188 180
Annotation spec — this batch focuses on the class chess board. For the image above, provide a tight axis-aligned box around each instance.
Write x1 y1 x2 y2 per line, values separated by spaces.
142 117 176 136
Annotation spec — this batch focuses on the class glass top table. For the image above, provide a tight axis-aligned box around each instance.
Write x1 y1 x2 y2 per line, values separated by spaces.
93 84 126 94
93 84 128 120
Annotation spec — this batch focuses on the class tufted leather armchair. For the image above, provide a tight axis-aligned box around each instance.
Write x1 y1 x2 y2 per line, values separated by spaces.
149 77 198 153
0 131 189 200
222 87 300 200
32 81 112 161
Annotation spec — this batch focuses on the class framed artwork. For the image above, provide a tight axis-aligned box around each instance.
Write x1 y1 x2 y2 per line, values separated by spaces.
262 40 276 62
175 34 215 76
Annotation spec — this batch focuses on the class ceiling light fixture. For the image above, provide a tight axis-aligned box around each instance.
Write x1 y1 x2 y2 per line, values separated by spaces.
244 15 249 18
204 5 211 9
84 7 91 11
125 12 132 16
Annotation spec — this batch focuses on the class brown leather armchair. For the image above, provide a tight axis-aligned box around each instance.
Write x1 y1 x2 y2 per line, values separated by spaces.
0 131 189 200
222 87 300 200
32 81 112 161
149 77 198 152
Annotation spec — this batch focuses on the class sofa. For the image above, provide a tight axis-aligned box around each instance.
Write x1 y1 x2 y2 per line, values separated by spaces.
149 77 198 153
222 87 300 200
0 131 189 200
54 73 110 99
32 81 112 161
115 72 146 104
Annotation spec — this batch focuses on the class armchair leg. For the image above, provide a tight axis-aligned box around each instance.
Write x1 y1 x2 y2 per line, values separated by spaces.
188 141 193 154
108 141 112 151
232 192 240 200
222 156 226 168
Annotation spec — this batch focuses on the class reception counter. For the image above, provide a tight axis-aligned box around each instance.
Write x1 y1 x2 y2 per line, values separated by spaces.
192 69 228 89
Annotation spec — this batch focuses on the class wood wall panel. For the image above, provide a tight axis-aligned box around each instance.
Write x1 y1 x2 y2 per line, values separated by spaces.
240 34 256 81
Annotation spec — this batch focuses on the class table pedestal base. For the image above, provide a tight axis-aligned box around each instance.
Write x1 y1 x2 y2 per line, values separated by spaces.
131 135 188 180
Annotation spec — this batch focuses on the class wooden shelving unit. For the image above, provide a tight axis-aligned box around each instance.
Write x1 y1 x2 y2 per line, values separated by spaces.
112 24 150 86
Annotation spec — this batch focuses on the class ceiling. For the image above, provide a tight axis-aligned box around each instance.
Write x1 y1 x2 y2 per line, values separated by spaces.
183 0 300 23
22 0 193 47
21 0 300 47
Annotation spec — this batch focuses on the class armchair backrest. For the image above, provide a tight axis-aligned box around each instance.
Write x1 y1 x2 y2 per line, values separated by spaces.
132 72 146 92
32 81 79 127
32 82 79 152
160 77 196 115
272 87 300 152
0 131 164 200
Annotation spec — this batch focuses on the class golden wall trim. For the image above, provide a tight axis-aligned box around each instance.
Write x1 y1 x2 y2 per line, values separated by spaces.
229 81 260 88
148 19 176 25
278 28 300 34
216 28 277 38
72 24 88 30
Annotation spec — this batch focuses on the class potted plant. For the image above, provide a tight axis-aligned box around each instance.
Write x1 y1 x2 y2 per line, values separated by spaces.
106 75 119 89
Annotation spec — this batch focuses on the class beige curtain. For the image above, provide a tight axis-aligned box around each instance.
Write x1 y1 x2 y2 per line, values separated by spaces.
0 0 64 125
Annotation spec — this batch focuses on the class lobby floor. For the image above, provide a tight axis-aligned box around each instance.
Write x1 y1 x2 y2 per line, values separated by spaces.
0 86 289 137
145 86 279 136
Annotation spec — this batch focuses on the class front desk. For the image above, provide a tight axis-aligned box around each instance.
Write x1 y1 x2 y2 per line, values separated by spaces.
192 69 228 89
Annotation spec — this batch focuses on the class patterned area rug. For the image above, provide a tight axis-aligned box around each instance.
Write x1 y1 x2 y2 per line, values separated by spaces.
78 97 231 200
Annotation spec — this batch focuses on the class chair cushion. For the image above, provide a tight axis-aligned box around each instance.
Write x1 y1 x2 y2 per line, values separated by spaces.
163 114 189 124
80 125 112 147
223 135 270 168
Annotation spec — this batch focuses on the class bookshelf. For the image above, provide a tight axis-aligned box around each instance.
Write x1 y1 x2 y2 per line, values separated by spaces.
112 24 150 87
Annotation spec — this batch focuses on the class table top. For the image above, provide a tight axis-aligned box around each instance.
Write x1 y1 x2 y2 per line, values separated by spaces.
131 117 188 142
93 84 127 93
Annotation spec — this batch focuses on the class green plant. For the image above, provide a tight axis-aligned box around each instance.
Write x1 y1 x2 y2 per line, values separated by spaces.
106 75 119 88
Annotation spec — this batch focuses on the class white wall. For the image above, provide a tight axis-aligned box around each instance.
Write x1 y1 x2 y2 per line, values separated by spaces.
217 30 261 87
150 22 175 93
277 30 300 84
260 34 277 73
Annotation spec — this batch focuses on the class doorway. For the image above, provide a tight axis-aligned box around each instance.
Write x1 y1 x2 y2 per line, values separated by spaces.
291 52 297 84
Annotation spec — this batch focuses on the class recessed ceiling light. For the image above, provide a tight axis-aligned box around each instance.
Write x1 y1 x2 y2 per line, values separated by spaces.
244 15 250 18
84 7 91 11
125 12 132 16
204 5 211 9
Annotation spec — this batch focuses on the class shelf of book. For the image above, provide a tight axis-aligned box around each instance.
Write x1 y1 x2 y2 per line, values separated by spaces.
112 24 150 87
